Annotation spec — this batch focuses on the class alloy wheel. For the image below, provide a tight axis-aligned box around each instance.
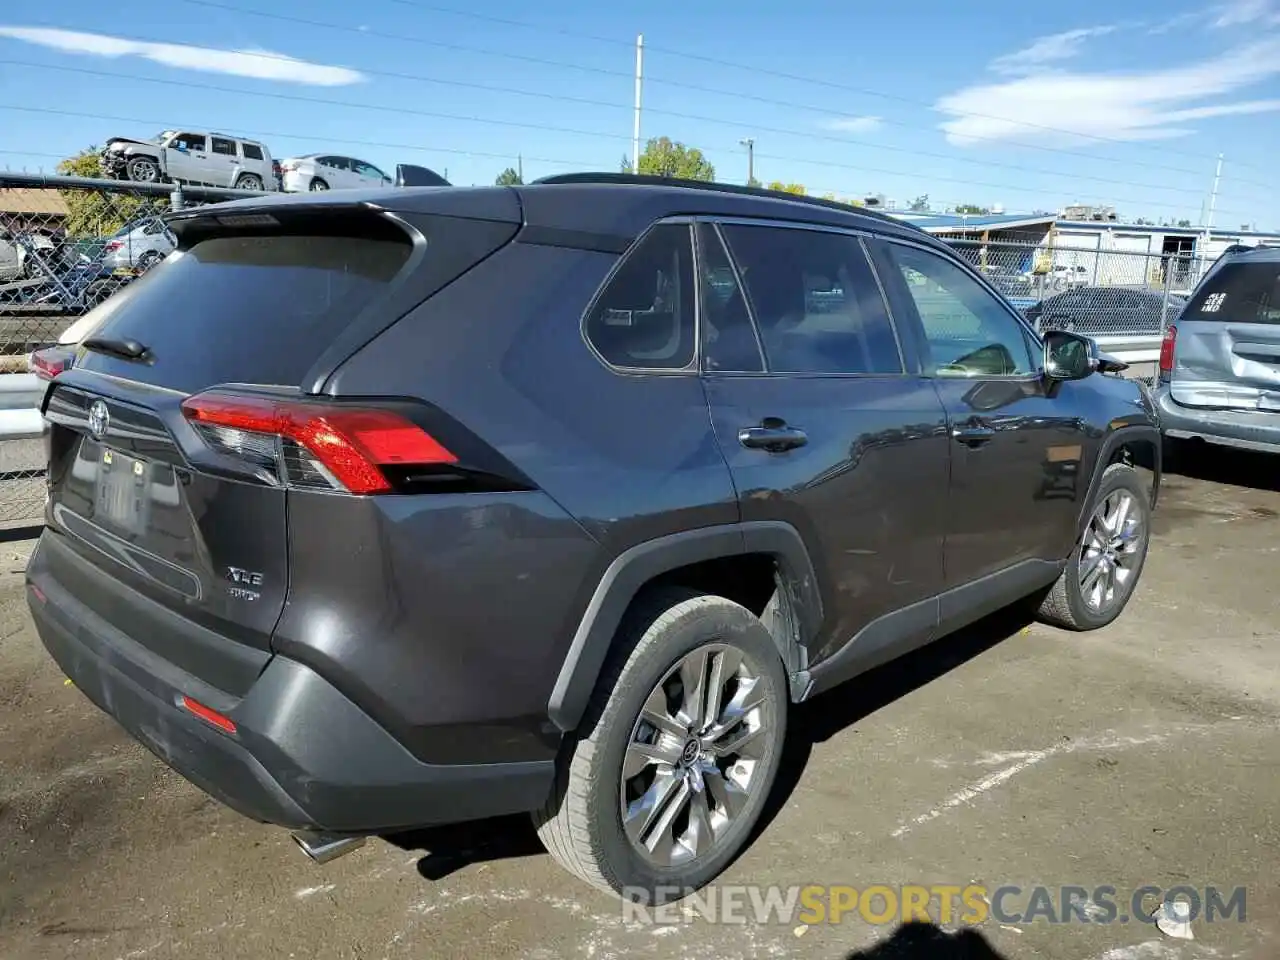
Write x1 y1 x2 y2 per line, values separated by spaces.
1079 489 1144 612
620 643 770 868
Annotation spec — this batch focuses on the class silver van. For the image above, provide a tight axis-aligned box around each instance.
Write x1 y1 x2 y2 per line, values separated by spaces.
1154 247 1280 454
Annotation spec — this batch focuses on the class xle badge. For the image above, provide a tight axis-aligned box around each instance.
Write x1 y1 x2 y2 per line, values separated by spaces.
226 566 264 602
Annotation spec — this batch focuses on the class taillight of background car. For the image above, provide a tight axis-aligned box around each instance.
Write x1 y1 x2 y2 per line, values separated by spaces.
30 345 75 381
1158 325 1177 380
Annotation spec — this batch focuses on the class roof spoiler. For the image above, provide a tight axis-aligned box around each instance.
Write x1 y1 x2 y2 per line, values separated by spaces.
395 164 451 188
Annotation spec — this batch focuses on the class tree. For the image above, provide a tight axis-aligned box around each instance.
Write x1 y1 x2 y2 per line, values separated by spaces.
57 146 161 239
635 137 715 181
766 181 805 195
620 154 633 174
747 176 762 189
1134 217 1153 226
1175 218 1192 228
494 167 523 186
909 194 930 212
954 203 990 215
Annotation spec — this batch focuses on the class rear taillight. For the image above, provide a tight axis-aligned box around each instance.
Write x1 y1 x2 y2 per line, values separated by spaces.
31 346 71 381
180 390 456 494
1159 325 1177 376
104 240 123 252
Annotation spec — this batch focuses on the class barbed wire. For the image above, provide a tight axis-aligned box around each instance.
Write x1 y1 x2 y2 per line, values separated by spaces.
0 64 1257 221
172 0 1280 181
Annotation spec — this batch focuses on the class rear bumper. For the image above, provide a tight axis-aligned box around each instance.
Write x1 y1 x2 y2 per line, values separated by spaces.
1154 384 1280 454
27 540 555 834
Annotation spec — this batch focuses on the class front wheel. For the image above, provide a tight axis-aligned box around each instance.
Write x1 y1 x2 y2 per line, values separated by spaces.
126 156 161 183
1038 463 1151 630
235 173 264 191
535 589 788 901
309 178 329 191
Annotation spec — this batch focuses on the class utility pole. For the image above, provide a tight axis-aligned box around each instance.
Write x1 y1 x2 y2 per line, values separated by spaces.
631 34 644 174
740 138 755 186
517 153 523 183
1197 153 1223 285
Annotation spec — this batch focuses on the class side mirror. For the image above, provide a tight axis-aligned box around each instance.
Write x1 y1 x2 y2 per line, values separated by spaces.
1042 329 1095 381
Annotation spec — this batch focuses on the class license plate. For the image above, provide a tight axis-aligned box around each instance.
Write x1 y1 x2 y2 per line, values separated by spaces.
93 447 152 535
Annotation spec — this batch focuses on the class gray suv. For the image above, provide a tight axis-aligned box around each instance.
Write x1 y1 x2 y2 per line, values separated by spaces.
1155 246 1280 455
27 174 1161 901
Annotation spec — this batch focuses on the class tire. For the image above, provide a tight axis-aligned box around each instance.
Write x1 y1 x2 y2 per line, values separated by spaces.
309 178 329 191
136 250 163 272
534 588 788 902
1038 462 1151 631
235 174 264 191
126 156 161 183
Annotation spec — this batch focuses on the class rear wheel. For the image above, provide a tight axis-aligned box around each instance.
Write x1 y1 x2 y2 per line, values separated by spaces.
309 178 329 191
235 173 264 191
535 589 787 901
1038 463 1150 630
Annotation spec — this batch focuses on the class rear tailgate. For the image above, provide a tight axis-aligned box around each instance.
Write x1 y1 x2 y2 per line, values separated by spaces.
1170 260 1280 413
36 195 519 696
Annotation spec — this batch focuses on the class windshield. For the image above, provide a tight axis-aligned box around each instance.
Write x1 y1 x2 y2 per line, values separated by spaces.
154 130 175 143
1183 261 1280 324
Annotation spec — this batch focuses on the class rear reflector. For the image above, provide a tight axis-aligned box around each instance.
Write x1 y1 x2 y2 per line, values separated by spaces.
181 391 456 494
180 695 237 734
1159 325 1177 375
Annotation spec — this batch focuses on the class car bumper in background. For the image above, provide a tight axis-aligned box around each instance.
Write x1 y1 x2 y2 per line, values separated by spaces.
1154 385 1280 453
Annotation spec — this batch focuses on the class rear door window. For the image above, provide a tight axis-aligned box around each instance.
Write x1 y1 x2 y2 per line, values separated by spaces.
81 234 412 391
1183 262 1280 324
210 137 236 156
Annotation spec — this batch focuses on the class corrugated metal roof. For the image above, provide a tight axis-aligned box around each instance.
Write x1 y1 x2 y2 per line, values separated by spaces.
888 211 1057 233
1056 219 1280 240
0 188 70 216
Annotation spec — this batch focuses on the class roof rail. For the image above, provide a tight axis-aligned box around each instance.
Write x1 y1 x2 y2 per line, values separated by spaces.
531 172 911 227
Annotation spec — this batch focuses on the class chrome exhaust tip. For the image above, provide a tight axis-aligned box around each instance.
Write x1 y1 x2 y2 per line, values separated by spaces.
291 831 368 865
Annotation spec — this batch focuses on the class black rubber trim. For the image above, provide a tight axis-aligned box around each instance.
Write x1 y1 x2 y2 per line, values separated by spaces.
1079 425 1162 529
515 224 633 254
547 520 822 732
802 558 1062 699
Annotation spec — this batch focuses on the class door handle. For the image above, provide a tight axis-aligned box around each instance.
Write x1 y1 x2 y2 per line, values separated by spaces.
739 423 808 452
951 424 996 447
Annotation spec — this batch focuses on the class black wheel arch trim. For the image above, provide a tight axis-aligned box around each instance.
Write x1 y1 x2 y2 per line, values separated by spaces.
1079 424 1162 536
547 521 823 732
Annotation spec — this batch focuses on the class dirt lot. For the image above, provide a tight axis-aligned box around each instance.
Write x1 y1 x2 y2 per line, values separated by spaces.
1 449 1277 960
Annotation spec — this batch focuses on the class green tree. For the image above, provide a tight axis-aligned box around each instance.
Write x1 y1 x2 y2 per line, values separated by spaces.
636 137 715 181
1175 218 1192 228
57 146 161 239
955 203 990 215
767 180 806 195
747 176 762 189
494 167 523 186
909 194 930 212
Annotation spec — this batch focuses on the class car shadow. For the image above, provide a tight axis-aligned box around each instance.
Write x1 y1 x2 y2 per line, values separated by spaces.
1165 440 1280 493
844 921 1011 959
386 602 1035 885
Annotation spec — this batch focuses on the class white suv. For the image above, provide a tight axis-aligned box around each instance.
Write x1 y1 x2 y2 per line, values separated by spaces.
102 131 277 191
280 154 392 192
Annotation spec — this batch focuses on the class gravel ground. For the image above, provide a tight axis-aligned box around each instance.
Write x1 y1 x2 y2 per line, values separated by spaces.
0 447 1277 960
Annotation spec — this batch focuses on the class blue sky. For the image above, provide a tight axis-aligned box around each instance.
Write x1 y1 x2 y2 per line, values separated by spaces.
2 0 1279 228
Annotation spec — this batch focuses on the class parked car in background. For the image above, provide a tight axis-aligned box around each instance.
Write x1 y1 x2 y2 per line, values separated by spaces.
982 263 1032 298
0 230 61 281
102 131 276 191
1024 287 1185 336
100 220 177 273
28 174 1159 902
1155 246 1280 456
280 154 393 192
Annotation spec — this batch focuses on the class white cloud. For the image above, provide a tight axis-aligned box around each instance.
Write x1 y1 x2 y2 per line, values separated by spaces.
990 25 1118 75
823 116 883 133
1212 0 1274 26
939 36 1280 145
0 26 364 86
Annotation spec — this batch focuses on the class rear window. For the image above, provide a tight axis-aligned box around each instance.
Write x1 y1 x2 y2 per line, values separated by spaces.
1184 262 1280 324
242 143 264 161
85 234 411 390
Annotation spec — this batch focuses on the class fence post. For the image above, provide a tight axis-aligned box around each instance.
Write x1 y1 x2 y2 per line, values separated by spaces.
1159 256 1175 336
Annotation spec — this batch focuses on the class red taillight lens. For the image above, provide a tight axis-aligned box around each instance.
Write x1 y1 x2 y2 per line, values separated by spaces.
180 695 237 734
180 391 456 494
1159 325 1177 374
31 346 70 381
104 240 123 252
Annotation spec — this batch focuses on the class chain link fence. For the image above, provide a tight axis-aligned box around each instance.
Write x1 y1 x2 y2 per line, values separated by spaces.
0 172 251 525
945 237 1200 340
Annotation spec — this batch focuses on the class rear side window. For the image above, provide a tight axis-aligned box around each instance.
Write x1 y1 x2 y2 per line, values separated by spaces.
585 223 695 370
721 224 902 374
697 223 763 373
1184 262 1280 324
211 137 236 156
242 143 264 161
87 235 411 391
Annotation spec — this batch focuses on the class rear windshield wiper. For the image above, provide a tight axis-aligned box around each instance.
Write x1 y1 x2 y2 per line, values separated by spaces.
81 336 150 362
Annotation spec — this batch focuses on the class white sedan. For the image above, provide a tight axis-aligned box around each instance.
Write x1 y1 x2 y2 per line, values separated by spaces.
280 154 393 192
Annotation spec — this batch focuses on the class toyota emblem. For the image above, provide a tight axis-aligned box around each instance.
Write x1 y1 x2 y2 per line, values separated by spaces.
88 400 110 440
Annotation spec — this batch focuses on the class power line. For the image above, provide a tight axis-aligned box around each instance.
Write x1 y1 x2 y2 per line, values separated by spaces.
164 0 1275 186
331 0 1278 176
2 21 1251 200
0 66 1253 219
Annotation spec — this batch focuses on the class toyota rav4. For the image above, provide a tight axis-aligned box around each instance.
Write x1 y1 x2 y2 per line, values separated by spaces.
27 174 1160 900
